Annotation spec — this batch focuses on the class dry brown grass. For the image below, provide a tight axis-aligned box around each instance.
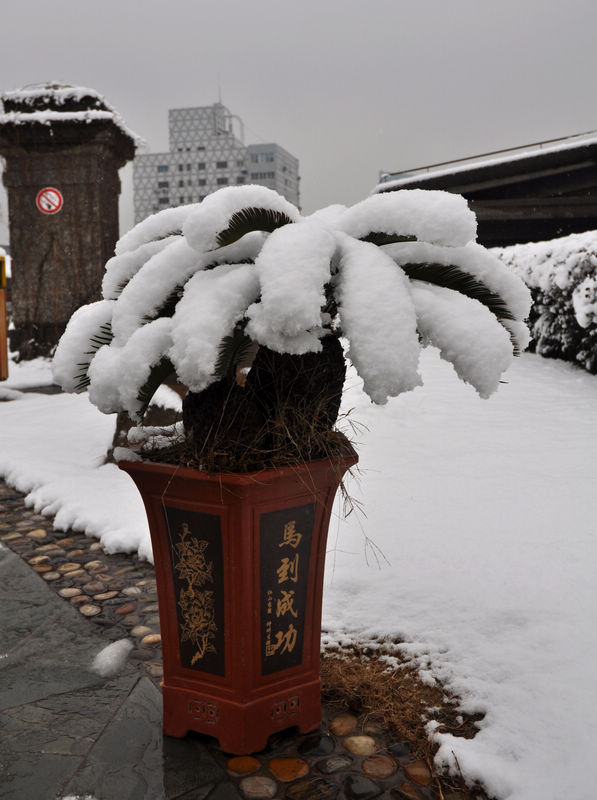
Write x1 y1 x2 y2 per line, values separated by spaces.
137 390 359 477
142 420 356 474
321 648 492 800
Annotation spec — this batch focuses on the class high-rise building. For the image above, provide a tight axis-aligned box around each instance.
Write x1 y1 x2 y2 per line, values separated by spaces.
133 103 300 223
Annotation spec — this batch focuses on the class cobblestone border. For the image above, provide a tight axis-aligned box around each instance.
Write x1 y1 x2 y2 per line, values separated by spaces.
0 482 163 684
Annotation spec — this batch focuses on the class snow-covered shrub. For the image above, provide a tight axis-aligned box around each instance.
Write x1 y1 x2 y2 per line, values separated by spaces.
53 185 530 471
494 231 597 373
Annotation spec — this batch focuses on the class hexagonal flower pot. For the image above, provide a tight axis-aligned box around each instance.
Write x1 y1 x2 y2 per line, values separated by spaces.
119 454 356 754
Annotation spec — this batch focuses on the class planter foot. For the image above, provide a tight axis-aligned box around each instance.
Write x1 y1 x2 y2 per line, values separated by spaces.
162 680 322 755
163 722 190 739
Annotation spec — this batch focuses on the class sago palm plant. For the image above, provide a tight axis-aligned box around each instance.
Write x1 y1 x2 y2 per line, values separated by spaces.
53 185 530 471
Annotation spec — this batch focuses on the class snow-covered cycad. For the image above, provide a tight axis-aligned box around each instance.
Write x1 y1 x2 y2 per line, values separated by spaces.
53 184 530 470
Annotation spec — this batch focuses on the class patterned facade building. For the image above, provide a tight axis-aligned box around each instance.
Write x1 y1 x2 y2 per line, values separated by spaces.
133 103 300 223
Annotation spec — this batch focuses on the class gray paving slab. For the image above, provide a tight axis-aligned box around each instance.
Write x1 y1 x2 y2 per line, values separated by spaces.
60 676 164 800
0 543 233 800
0 542 137 712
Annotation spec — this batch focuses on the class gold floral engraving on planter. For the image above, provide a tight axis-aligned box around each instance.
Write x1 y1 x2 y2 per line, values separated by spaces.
174 523 217 665
164 507 225 676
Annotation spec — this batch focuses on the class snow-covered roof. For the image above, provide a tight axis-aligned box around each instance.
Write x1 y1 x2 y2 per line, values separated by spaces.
0 83 143 147
375 131 597 193
3 83 107 106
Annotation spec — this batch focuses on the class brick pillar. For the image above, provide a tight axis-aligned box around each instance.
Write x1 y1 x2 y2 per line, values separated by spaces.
0 85 138 358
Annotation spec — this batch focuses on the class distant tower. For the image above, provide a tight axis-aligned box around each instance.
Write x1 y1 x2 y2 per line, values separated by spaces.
133 102 300 223
0 83 139 358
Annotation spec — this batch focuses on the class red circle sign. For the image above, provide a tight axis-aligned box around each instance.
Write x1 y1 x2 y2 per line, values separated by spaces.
36 187 63 215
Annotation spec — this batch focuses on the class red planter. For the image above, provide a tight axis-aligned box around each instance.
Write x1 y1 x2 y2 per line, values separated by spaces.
118 455 357 754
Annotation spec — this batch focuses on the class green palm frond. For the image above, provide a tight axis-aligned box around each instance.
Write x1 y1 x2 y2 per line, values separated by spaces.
74 321 113 391
87 322 114 349
401 262 516 321
360 232 417 246
204 256 255 271
140 260 257 325
322 281 338 320
214 324 256 381
402 262 520 353
215 207 294 248
136 357 177 419
154 230 182 241
73 366 91 391
143 285 184 324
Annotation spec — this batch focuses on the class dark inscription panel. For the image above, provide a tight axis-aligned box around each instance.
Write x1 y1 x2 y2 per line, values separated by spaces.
260 503 316 675
163 506 225 676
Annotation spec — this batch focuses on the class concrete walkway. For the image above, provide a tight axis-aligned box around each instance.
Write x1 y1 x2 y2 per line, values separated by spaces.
0 541 231 800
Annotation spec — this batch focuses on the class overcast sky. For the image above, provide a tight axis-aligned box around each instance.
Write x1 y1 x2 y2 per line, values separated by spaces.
2 0 596 241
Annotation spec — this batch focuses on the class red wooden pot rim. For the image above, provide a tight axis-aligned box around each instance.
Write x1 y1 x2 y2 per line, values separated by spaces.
117 453 358 486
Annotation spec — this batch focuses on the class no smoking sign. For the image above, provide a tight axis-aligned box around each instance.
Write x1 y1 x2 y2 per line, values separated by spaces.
36 187 64 215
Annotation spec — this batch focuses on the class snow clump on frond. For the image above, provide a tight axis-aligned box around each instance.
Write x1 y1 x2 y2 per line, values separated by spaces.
53 184 531 420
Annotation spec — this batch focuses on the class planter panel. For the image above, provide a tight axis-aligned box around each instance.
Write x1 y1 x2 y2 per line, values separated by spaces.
260 502 315 675
163 506 226 676
119 455 356 754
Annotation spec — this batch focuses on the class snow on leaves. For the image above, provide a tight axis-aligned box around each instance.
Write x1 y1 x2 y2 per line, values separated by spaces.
494 230 597 373
53 184 531 419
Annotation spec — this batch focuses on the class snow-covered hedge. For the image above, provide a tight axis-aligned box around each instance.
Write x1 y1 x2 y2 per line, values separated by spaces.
494 231 597 373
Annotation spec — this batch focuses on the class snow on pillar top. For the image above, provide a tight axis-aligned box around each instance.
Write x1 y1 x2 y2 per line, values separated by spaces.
0 82 143 156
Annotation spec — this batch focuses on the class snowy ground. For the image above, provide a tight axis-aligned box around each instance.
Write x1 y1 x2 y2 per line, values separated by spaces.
1 350 596 800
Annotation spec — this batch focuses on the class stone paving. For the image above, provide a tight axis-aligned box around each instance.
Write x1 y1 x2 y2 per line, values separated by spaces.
0 480 463 800
0 482 165 686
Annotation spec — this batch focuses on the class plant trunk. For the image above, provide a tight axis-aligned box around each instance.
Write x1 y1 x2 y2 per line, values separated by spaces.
182 334 347 472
